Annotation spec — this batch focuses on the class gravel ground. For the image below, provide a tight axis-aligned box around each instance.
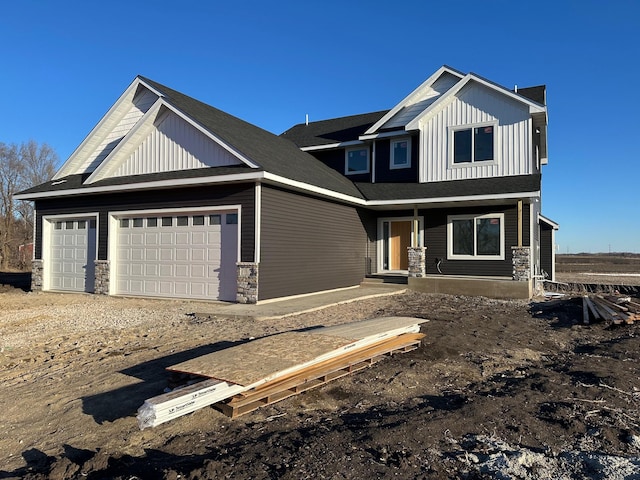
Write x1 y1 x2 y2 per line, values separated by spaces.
1 272 640 479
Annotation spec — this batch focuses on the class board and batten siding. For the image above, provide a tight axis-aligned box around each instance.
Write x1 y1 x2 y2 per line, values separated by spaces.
110 110 243 178
34 183 255 263
420 82 532 183
259 186 369 301
79 89 159 174
422 204 530 277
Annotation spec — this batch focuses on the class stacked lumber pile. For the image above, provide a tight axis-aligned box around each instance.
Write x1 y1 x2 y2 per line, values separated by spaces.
137 317 425 429
582 294 640 325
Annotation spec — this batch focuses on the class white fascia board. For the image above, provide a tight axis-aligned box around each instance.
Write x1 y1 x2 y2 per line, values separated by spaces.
538 213 559 229
54 77 146 180
358 130 409 141
300 140 364 152
14 171 265 201
364 66 464 135
366 191 541 207
262 172 367 205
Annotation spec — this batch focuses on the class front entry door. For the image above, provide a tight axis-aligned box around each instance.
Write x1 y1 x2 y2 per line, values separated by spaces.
381 218 419 272
390 221 411 270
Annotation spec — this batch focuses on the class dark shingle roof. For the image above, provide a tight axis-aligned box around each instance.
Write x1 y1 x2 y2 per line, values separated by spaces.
139 76 364 198
280 110 389 148
355 175 541 201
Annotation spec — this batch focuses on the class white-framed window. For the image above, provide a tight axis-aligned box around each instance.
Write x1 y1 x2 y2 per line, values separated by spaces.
451 123 496 165
345 146 370 175
447 213 504 260
390 138 411 169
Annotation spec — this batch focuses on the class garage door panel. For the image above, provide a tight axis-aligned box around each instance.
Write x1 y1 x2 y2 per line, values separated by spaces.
115 211 237 301
159 264 173 276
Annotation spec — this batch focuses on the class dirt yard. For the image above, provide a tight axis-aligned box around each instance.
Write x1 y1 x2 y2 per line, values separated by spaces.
1 281 640 479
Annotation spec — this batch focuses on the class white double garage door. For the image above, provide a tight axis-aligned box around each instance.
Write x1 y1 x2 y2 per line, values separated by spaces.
46 208 239 301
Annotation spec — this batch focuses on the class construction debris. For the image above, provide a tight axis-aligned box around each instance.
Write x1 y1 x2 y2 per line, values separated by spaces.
137 317 425 429
581 294 640 325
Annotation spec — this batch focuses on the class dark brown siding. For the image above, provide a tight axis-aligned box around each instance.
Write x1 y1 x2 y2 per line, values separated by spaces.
422 203 530 277
259 186 369 300
540 222 553 278
34 183 255 262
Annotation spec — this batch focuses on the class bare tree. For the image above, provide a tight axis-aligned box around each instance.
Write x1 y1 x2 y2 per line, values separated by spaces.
0 140 58 270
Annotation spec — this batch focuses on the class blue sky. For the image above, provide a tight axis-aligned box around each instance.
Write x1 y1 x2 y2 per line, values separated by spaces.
1 0 638 253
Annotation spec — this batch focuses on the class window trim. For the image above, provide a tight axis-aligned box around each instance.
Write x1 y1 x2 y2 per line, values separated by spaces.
345 146 370 175
449 122 497 167
447 213 505 260
389 137 411 170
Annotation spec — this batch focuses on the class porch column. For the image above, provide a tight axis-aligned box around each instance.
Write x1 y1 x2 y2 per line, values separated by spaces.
512 246 531 281
407 246 427 278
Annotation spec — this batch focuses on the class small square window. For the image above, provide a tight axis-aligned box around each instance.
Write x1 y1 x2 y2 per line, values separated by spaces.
177 216 188 226
345 147 369 174
66 221 74 230
193 215 205 226
147 217 157 227
209 214 221 225
390 139 410 169
120 219 129 228
162 217 173 227
226 213 238 225
133 218 143 227
54 221 62 230
77 220 86 229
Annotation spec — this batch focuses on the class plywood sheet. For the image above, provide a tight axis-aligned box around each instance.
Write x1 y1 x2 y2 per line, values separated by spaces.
317 316 423 339
167 331 350 386
167 317 426 387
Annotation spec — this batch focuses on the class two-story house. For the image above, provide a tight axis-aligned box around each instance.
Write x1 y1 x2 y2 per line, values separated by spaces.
17 66 557 303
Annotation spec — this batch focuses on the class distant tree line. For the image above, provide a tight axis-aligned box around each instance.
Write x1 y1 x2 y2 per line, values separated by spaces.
0 140 57 271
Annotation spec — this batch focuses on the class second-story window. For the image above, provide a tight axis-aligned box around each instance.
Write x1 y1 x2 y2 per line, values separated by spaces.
345 147 370 175
390 138 411 169
452 124 495 164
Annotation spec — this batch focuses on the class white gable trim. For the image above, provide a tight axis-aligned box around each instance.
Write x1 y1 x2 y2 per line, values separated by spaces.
54 78 153 179
406 74 546 131
85 98 259 184
364 66 465 135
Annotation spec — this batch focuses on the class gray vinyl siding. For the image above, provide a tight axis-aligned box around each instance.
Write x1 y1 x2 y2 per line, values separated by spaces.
423 204 530 277
540 222 553 279
259 186 368 300
34 183 255 262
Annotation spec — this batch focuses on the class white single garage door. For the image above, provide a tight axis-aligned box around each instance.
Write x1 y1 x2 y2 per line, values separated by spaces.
115 211 238 301
50 218 97 292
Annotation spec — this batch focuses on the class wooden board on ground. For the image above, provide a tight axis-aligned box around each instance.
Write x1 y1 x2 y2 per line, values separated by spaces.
166 317 424 388
214 332 425 418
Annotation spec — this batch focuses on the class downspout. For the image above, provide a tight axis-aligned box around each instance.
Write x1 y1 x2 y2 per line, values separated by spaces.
371 141 376 183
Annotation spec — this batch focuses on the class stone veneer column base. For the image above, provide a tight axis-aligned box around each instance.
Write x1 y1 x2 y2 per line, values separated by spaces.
237 262 259 304
31 259 44 291
512 246 531 281
94 260 110 295
408 247 427 278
